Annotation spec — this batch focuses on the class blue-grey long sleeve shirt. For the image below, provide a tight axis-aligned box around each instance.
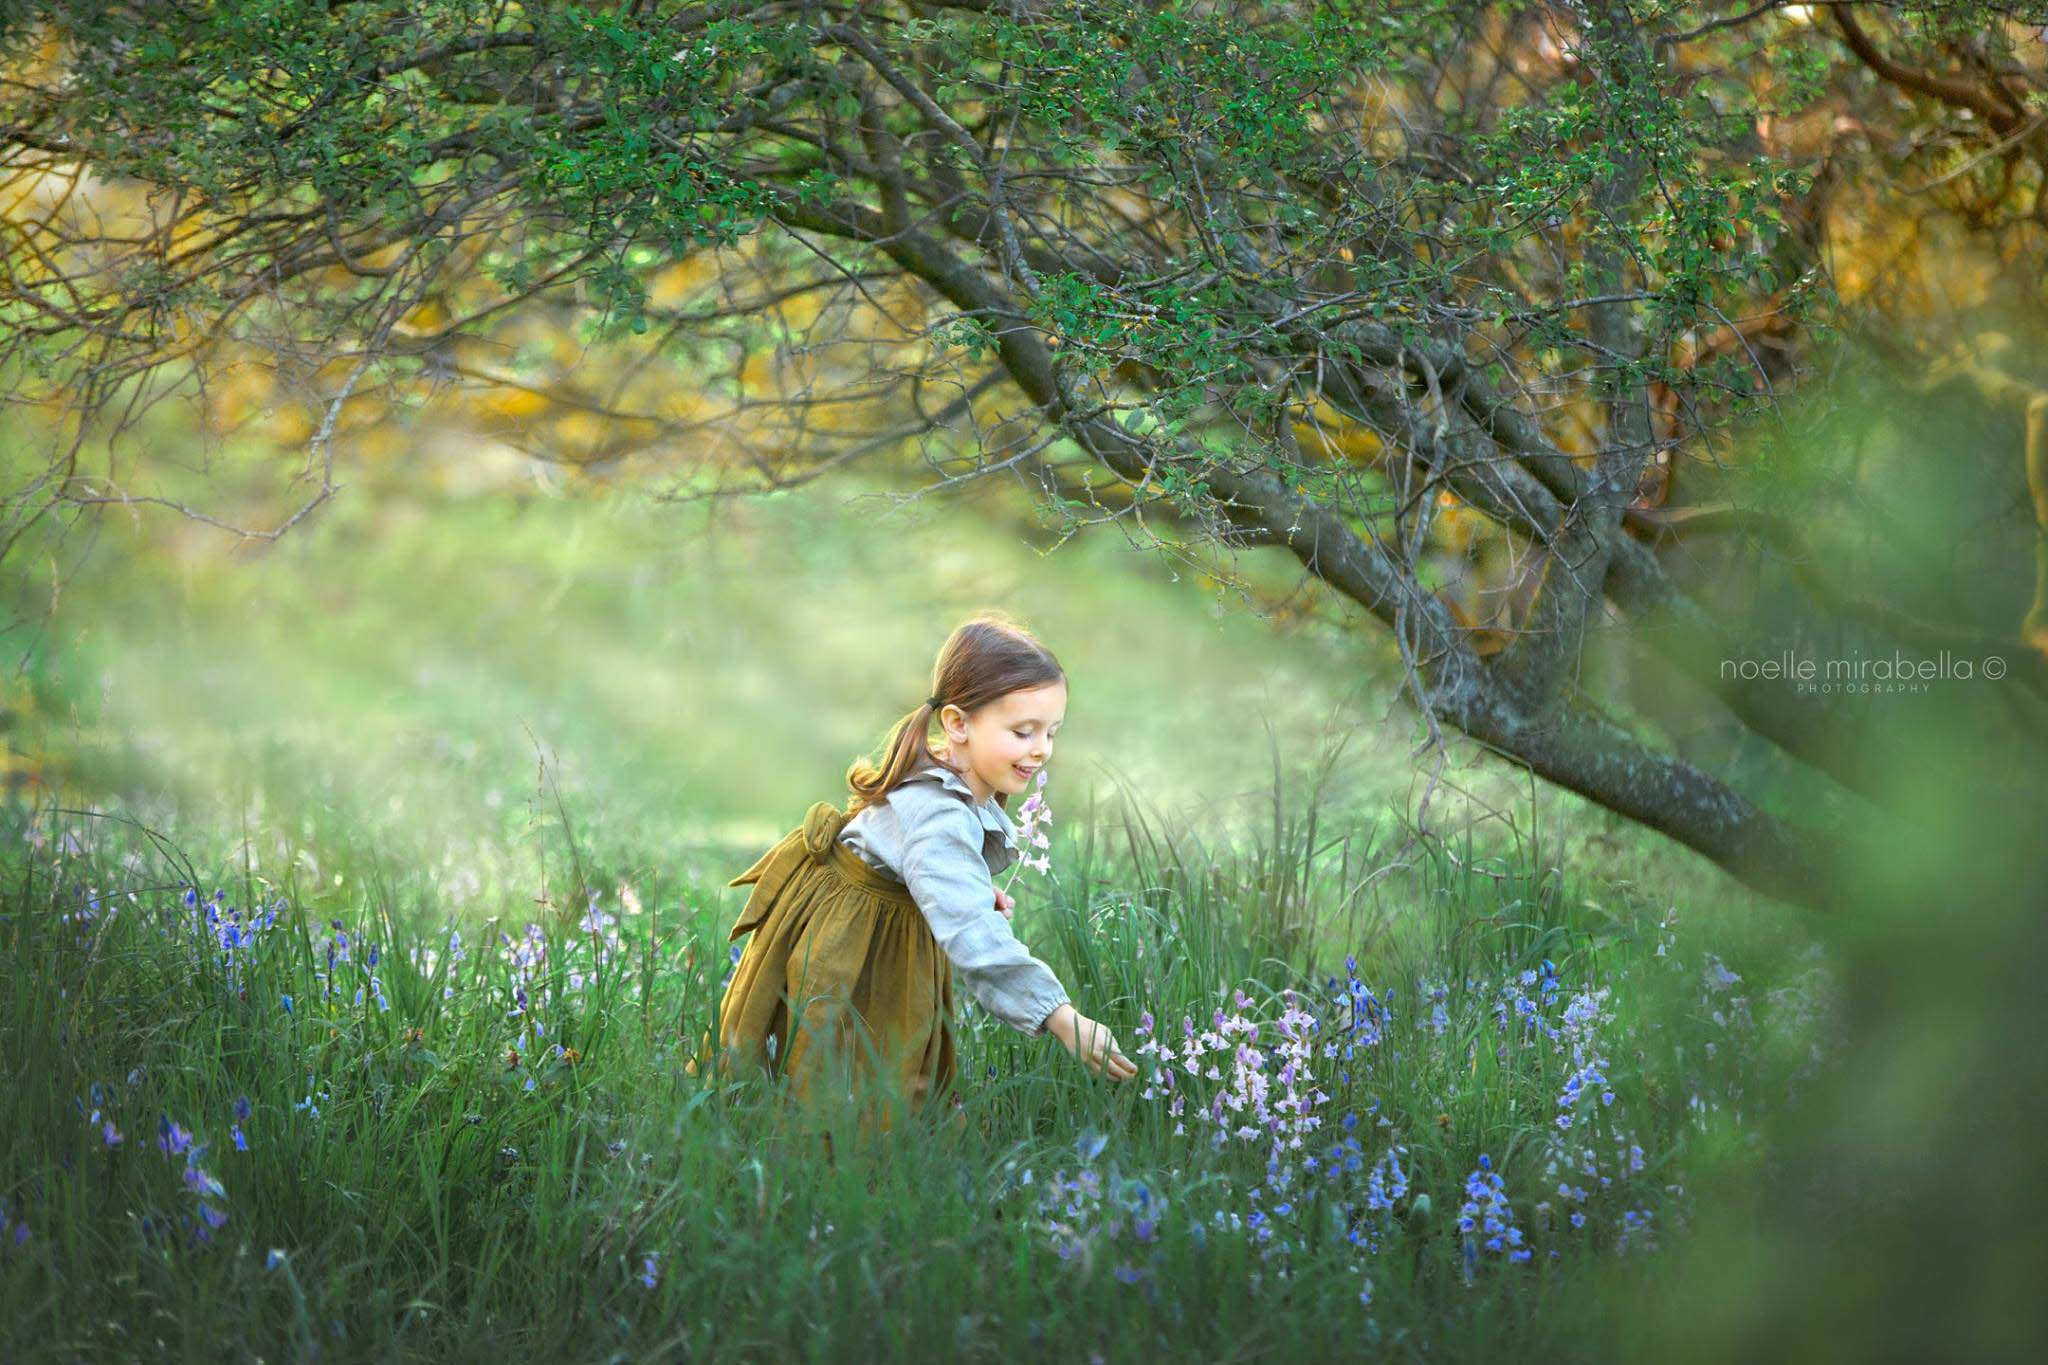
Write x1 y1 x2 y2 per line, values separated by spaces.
837 754 1070 1036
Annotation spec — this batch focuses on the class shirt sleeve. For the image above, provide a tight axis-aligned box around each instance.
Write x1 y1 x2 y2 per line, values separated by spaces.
895 786 1071 1036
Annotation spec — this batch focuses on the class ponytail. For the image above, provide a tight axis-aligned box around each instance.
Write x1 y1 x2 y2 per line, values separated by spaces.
845 696 943 818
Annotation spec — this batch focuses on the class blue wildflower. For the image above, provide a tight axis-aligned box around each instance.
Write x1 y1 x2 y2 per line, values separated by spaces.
1458 1153 1533 1276
1366 1146 1409 1213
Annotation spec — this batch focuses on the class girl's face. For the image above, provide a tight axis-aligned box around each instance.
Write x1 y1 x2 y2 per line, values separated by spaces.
936 680 1066 804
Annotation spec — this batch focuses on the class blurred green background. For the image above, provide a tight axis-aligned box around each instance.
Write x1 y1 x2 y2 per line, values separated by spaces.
1 435 1739 931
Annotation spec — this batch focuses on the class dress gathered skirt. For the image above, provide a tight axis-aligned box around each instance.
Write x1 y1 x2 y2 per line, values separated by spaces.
715 800 958 1131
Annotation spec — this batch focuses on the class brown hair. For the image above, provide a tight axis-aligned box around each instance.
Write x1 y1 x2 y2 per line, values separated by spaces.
845 611 1065 818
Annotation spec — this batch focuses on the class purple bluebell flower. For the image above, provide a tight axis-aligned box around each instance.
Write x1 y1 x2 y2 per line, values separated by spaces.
157 1117 193 1158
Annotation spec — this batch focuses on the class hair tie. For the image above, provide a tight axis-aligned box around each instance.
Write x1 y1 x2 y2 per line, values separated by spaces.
926 694 942 710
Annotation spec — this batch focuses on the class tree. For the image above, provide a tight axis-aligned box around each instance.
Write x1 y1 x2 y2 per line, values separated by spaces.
4 0 2046 909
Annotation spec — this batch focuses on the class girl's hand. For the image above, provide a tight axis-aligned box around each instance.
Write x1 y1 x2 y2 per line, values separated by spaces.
1043 1003 1137 1082
993 887 1015 921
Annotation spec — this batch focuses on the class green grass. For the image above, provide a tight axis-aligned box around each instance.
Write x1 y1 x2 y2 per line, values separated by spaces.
0 771 1826 1360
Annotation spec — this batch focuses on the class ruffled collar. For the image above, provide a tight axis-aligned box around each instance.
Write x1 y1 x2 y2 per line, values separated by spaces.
906 751 1021 854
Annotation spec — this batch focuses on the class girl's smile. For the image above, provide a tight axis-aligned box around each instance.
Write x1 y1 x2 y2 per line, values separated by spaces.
934 681 1066 805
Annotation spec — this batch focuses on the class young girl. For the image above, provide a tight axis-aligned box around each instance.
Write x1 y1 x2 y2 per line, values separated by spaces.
716 614 1137 1130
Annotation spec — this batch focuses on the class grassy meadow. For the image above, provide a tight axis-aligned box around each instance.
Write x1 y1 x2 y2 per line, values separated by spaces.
0 465 1849 1359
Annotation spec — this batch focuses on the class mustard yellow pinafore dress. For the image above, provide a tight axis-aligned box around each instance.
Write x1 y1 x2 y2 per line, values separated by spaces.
715 800 958 1129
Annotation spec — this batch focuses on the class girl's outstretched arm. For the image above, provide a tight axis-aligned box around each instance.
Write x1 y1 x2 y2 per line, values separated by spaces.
896 786 1072 1036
